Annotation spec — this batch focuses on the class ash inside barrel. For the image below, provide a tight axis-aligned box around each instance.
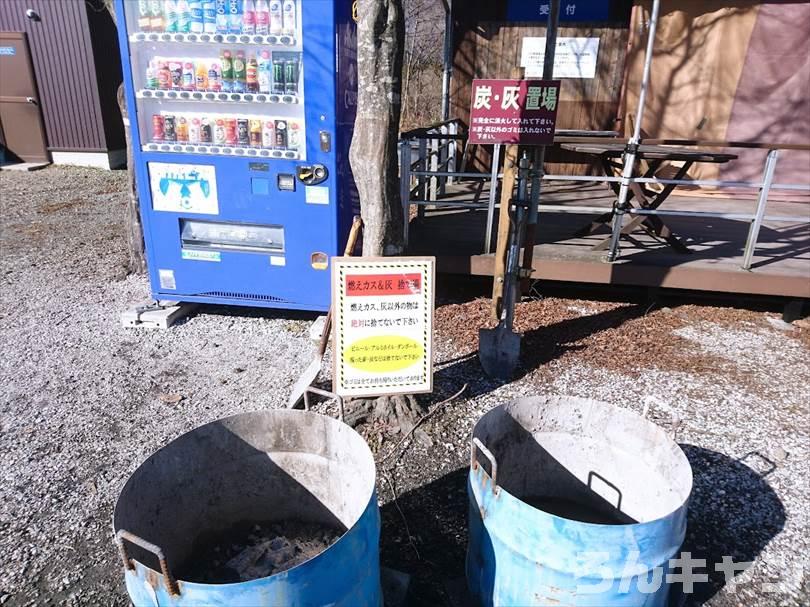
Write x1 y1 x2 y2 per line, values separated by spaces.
178 520 345 583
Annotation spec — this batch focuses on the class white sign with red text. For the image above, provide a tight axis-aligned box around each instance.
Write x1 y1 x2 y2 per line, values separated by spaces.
332 257 435 398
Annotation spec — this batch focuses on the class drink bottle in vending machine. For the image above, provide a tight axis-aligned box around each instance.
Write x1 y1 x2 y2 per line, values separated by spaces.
241 0 255 35
281 0 296 35
254 0 269 35
189 0 203 33
202 0 217 33
268 0 282 35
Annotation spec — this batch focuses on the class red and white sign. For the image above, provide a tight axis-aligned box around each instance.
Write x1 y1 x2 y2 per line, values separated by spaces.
468 79 561 145
332 257 435 398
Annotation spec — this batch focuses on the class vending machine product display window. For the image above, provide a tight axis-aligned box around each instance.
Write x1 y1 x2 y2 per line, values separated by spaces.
116 0 359 310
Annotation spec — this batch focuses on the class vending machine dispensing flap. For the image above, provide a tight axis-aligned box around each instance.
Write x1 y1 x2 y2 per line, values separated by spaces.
180 219 285 254
296 164 328 185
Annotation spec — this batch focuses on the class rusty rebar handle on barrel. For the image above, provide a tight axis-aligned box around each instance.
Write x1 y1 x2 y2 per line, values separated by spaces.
116 529 180 597
470 437 499 494
303 385 345 422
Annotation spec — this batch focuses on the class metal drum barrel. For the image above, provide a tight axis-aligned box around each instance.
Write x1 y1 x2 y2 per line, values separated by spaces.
113 410 381 606
467 395 692 607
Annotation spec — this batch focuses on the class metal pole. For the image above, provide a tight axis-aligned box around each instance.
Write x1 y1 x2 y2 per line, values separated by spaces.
519 0 560 289
417 138 427 220
399 138 411 245
606 0 660 262
484 143 502 253
441 0 454 121
742 149 779 270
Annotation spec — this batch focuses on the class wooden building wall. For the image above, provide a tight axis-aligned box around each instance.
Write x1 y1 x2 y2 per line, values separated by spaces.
0 0 124 153
450 2 632 173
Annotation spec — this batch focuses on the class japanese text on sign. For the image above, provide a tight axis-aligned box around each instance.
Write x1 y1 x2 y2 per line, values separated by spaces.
468 79 561 145
333 258 435 398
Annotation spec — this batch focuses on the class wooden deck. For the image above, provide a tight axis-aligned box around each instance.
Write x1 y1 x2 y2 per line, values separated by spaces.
407 182 810 298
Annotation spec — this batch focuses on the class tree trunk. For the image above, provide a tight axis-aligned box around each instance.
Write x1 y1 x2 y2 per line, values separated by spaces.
118 84 147 275
105 0 147 275
349 0 406 257
345 0 425 432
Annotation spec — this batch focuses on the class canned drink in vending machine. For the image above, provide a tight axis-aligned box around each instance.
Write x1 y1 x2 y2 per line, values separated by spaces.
200 118 213 143
287 120 301 150
158 61 171 89
183 62 196 91
170 61 183 89
189 118 201 143
214 119 227 144
196 62 208 91
284 58 299 95
262 120 275 148
237 118 250 145
152 114 165 141
272 57 285 94
146 61 158 89
177 117 189 142
207 62 222 91
249 119 262 147
225 118 238 145
163 115 177 142
274 119 288 149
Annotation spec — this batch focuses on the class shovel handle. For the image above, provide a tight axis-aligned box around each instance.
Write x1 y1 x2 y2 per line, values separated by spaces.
317 217 362 357
344 216 363 256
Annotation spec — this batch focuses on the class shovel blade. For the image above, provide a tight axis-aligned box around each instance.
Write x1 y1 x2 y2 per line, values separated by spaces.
478 326 521 381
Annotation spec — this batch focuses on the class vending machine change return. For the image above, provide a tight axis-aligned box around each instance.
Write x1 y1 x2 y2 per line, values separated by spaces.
115 0 358 311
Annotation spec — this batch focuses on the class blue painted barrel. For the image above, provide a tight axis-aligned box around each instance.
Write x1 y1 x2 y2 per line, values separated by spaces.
113 410 381 607
467 396 692 607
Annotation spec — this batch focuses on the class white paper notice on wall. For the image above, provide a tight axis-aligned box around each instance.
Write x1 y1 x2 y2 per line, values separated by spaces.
520 37 600 79
148 162 219 215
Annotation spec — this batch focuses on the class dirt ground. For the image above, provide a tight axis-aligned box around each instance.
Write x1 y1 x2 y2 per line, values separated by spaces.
0 166 808 606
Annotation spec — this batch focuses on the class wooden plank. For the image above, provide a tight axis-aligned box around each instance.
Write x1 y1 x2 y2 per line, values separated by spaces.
490 144 519 321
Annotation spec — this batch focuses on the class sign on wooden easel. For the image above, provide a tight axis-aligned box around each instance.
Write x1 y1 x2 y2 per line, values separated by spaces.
332 257 435 398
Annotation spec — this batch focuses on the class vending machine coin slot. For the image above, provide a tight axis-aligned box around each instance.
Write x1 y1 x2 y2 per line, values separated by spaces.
296 164 328 185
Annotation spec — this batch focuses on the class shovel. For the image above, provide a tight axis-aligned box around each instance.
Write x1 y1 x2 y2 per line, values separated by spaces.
288 216 363 408
479 204 526 381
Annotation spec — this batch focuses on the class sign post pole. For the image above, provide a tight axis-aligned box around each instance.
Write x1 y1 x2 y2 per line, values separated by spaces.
520 0 561 293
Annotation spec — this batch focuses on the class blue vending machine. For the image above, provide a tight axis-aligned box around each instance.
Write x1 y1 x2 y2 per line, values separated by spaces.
115 0 358 311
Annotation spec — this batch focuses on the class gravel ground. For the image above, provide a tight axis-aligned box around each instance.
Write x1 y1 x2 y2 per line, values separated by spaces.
1 166 808 606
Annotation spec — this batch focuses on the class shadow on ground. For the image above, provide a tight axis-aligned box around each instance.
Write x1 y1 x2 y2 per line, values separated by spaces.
677 445 786 605
380 446 785 606
435 303 651 398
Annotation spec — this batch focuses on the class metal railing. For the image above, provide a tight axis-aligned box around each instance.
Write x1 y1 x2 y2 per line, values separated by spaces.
399 129 810 271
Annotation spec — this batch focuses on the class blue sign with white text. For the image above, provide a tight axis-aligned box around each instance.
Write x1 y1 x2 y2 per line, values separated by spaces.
506 1 612 22
0 46 16 56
